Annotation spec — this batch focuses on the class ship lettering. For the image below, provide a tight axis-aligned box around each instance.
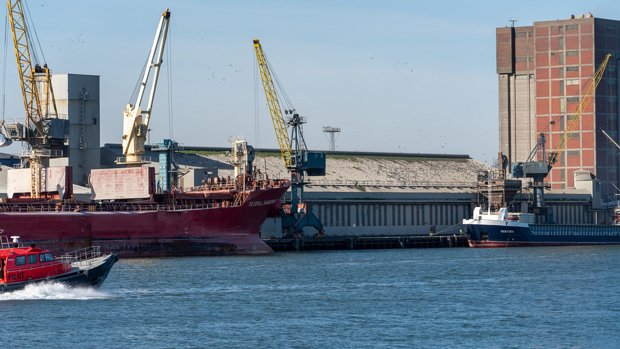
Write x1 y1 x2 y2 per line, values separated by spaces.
9 272 24 281
248 199 277 207
500 230 515 234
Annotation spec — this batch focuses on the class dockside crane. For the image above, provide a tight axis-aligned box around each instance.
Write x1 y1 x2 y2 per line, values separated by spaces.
117 9 170 166
253 39 326 237
512 53 611 216
6 0 66 198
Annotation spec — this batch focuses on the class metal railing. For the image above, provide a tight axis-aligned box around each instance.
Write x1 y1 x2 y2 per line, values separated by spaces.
57 246 102 263
18 149 64 158
0 201 233 213
0 233 21 249
114 156 152 164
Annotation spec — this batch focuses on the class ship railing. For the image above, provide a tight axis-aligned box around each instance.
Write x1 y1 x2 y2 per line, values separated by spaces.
57 246 102 263
0 202 199 213
114 156 152 164
0 200 247 214
185 178 291 193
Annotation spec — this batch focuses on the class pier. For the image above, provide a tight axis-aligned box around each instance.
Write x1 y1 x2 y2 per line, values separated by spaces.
264 234 468 252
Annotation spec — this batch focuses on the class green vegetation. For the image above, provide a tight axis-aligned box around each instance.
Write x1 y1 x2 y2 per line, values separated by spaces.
354 184 366 192
253 151 282 158
181 150 227 156
325 153 360 161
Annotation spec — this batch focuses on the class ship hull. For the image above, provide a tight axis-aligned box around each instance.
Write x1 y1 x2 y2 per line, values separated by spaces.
465 221 620 247
0 186 289 257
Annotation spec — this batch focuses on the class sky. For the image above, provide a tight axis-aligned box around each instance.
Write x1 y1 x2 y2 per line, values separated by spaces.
1 0 620 164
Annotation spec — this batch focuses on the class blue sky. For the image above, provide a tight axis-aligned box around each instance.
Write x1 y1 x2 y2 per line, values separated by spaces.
1 0 619 163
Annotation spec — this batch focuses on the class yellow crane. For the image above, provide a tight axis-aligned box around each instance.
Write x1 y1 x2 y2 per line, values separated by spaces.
253 39 326 236
513 53 611 215
548 53 611 165
6 0 58 145
6 0 61 198
253 39 293 168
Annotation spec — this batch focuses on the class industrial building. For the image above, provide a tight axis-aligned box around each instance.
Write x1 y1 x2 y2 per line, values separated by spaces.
49 74 101 186
497 13 620 198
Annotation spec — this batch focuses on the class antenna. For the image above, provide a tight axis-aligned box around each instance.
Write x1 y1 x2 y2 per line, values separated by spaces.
509 19 518 27
323 126 341 151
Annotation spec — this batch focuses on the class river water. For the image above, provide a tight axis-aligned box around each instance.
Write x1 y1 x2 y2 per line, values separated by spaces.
2 246 619 348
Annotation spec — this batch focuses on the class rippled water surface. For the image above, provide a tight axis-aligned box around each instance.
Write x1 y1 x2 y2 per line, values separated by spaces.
2 247 620 348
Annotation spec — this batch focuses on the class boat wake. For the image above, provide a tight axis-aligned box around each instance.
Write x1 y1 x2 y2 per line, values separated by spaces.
0 282 112 301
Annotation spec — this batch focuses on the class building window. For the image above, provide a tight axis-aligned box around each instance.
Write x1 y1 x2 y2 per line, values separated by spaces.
559 80 564 95
566 50 579 57
559 37 564 49
566 24 579 31
566 79 580 85
566 66 579 72
567 97 580 103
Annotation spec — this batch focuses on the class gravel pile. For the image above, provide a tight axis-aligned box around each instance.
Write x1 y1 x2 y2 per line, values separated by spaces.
201 153 489 185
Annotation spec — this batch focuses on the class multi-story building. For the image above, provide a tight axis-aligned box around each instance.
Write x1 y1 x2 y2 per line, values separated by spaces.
497 13 620 199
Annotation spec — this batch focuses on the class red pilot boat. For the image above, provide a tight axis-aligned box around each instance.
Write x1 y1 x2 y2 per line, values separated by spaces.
0 235 118 293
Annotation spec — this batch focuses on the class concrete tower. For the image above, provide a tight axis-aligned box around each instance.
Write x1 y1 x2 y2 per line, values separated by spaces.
50 74 100 185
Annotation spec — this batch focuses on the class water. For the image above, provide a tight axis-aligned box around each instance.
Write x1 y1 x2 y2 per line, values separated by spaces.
2 247 620 348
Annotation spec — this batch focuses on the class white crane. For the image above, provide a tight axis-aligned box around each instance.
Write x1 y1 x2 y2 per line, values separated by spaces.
117 9 170 166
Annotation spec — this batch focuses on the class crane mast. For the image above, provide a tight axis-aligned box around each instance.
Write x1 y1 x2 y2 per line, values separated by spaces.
253 39 326 237
118 9 170 166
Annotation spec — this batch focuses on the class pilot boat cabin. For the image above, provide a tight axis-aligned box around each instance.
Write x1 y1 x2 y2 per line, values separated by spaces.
0 236 72 285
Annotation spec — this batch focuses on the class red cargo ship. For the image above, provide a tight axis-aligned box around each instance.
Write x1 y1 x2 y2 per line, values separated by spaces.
0 175 290 258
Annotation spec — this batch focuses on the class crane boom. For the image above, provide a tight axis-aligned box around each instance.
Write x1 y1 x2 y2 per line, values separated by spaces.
119 9 170 165
6 0 58 147
549 53 611 165
253 39 293 168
